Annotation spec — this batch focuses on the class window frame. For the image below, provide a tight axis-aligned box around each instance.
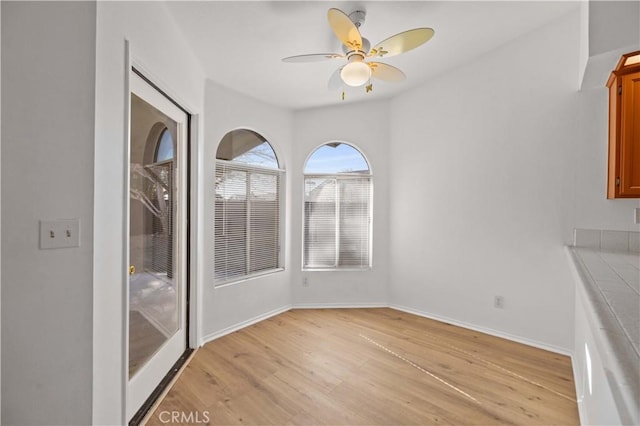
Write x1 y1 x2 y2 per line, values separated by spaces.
214 142 285 286
302 143 373 272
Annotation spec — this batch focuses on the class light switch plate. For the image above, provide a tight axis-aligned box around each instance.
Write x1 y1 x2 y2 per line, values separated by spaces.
635 208 640 225
39 219 80 249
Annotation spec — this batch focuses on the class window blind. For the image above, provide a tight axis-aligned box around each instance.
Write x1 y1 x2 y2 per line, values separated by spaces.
215 161 282 282
303 176 371 269
141 161 174 278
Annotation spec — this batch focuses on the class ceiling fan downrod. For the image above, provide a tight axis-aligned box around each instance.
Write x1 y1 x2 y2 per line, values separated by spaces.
348 10 366 28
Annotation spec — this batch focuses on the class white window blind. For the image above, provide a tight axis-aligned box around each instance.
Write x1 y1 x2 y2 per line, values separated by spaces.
146 161 174 278
303 176 371 269
215 161 282 283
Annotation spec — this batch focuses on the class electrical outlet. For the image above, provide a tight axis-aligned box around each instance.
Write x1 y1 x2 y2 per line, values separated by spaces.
494 296 504 309
302 277 309 287
635 208 640 225
39 219 80 249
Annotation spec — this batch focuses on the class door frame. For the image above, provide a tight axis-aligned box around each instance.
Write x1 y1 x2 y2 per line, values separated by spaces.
124 58 195 424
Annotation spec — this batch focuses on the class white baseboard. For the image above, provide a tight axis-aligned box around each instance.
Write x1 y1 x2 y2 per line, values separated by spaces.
199 305 291 346
390 304 573 357
291 302 387 309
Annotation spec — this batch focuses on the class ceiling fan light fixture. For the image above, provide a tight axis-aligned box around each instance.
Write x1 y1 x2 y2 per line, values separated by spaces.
282 8 434 95
341 59 371 87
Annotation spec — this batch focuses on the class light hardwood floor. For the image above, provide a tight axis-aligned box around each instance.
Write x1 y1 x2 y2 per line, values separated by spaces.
145 308 579 425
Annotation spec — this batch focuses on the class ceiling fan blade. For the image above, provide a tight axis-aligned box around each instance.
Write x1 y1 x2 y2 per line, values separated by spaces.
369 28 434 58
327 8 363 51
328 67 344 90
369 62 406 82
282 53 344 63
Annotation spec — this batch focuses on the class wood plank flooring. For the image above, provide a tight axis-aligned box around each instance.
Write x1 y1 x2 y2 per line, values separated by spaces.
145 308 579 425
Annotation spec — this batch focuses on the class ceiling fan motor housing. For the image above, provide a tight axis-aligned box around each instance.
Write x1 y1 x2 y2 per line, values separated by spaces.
342 37 371 56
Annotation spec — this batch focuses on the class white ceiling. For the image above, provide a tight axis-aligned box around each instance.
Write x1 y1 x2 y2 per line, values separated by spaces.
166 1 579 110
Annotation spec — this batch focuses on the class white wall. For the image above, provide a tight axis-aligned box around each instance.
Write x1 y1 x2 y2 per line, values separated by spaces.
389 11 583 352
93 2 205 424
201 80 293 341
1 2 96 424
291 100 390 307
579 0 590 87
588 0 640 57
1 1 4 420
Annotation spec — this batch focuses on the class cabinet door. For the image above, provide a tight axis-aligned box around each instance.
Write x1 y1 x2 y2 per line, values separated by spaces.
620 71 640 196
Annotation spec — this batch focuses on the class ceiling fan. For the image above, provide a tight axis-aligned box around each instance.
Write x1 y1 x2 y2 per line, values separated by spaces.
282 8 434 98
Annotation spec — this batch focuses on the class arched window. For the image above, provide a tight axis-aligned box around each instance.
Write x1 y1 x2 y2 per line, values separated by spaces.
214 129 284 283
155 128 174 162
303 142 372 270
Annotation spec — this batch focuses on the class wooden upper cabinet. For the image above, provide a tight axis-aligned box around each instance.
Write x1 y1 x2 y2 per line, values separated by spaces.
607 50 640 199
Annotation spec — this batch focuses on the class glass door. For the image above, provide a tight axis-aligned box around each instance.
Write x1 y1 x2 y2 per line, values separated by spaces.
127 71 188 421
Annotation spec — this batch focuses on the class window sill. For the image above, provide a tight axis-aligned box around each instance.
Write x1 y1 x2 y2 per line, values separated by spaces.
301 267 372 272
214 268 285 288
